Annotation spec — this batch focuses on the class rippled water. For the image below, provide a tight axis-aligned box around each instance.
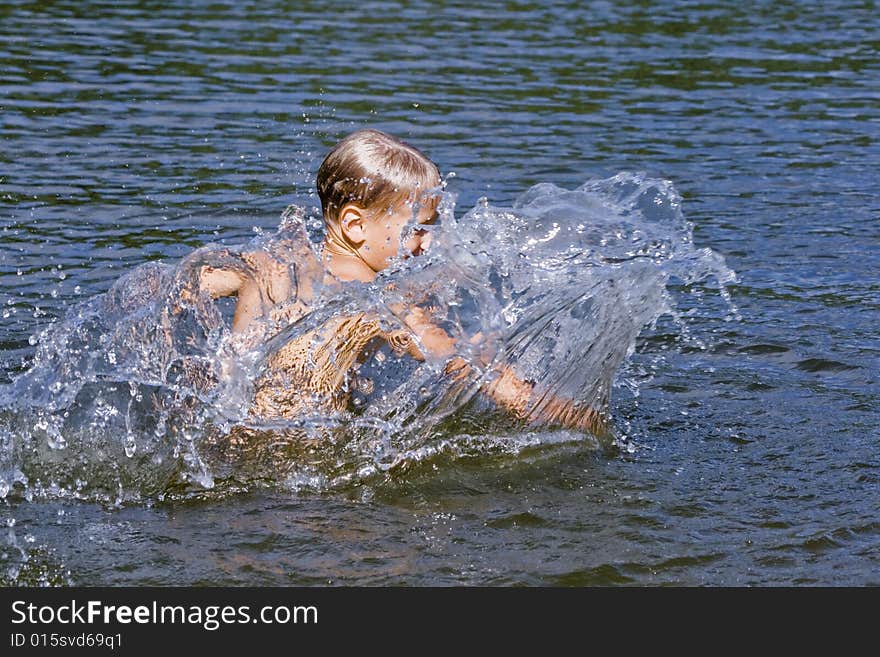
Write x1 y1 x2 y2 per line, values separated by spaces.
1 0 878 585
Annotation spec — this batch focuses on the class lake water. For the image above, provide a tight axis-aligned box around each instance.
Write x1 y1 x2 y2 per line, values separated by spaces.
1 0 878 585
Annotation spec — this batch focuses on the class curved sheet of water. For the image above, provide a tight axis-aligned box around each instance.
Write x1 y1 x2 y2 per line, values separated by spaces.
0 172 735 502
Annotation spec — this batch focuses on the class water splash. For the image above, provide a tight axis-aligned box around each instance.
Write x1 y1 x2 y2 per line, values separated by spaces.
0 172 736 504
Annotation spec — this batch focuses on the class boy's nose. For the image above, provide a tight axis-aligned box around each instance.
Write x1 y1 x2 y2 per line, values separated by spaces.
409 230 431 257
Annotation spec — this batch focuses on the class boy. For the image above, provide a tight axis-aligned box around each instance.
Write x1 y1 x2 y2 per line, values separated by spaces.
199 129 604 434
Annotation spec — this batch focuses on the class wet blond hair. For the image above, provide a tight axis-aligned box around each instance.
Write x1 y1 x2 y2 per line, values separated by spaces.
317 129 441 222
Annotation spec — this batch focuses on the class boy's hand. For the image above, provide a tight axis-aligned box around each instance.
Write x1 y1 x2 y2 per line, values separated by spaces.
443 356 471 381
401 306 457 359
531 395 607 436
483 365 606 435
483 366 534 418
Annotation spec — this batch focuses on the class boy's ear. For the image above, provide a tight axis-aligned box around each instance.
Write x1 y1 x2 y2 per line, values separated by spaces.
339 203 367 245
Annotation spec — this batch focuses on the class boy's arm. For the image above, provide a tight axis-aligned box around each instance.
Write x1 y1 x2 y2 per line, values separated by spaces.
194 265 262 334
199 267 247 298
230 277 265 333
399 305 457 359
198 251 291 299
195 250 294 334
391 305 605 434
465 360 606 434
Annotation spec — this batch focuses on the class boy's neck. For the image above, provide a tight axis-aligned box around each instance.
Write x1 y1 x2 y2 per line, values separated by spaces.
321 238 376 283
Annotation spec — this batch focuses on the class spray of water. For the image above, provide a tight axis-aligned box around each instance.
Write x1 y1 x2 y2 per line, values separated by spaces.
0 172 736 505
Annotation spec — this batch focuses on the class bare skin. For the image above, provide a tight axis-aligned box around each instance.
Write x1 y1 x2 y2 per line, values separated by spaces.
320 199 436 283
199 197 605 435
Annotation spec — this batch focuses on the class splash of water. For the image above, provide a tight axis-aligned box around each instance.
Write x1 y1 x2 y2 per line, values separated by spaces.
0 172 736 503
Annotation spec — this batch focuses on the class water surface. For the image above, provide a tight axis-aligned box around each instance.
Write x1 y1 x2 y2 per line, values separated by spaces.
1 0 878 585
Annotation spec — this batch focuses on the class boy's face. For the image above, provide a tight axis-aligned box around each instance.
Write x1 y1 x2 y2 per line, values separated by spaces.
357 198 438 272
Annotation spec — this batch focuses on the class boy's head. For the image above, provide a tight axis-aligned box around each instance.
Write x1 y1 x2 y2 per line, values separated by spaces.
317 129 441 273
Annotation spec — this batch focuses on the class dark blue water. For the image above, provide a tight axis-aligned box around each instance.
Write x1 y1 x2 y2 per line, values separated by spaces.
1 0 878 585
